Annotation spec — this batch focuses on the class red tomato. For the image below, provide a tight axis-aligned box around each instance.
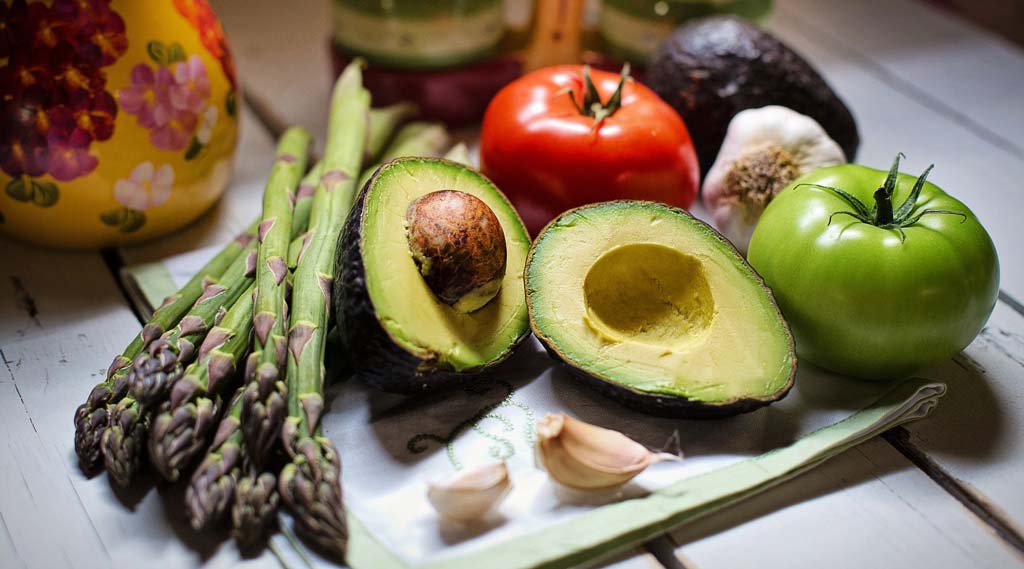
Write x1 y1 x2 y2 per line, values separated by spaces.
480 65 700 235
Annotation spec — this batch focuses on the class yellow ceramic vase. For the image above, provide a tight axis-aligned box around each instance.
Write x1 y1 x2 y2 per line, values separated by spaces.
0 0 239 249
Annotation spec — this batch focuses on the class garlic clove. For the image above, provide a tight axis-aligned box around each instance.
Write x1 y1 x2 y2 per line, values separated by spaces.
535 413 679 490
702 105 847 254
427 462 512 521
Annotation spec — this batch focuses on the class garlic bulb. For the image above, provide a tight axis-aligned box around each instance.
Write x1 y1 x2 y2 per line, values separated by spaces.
703 105 847 254
427 462 512 521
535 413 678 490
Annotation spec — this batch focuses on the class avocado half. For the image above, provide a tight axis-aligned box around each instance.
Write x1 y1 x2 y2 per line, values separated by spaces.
334 157 532 393
526 201 796 418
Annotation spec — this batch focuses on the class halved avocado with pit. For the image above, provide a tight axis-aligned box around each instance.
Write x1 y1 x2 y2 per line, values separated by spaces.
334 157 532 393
526 201 796 417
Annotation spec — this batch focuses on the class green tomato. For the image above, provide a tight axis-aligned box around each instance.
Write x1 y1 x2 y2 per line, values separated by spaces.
748 155 999 380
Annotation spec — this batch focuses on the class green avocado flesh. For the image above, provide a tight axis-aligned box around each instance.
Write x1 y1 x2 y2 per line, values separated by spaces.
360 159 531 371
527 201 795 411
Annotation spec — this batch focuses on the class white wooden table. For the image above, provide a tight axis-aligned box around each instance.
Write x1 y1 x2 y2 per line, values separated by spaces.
2 0 1023 567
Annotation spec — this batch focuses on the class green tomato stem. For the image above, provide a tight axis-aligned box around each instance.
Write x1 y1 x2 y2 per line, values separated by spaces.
873 186 895 225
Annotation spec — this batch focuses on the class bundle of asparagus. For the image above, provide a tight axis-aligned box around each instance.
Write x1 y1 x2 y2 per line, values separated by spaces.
71 61 453 562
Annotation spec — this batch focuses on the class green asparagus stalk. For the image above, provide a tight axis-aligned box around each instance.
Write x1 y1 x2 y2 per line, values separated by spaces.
443 142 472 166
103 239 258 486
364 102 417 163
356 121 449 189
73 227 256 471
279 62 369 558
185 385 246 530
293 160 322 242
238 128 313 468
147 282 255 482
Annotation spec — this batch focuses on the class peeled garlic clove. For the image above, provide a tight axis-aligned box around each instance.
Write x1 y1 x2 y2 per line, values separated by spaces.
702 105 847 254
535 413 678 490
427 462 512 521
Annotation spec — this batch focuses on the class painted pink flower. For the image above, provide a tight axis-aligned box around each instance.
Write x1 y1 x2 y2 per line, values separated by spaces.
118 63 198 151
169 55 210 114
118 63 173 129
114 161 174 210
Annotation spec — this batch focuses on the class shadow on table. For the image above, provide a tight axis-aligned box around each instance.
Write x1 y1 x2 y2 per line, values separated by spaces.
665 436 906 553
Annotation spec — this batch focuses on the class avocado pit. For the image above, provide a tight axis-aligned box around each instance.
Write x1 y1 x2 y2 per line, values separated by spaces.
405 190 507 313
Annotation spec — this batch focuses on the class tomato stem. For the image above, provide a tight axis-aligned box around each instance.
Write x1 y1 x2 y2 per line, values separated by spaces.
565 64 631 126
873 187 895 225
797 153 965 242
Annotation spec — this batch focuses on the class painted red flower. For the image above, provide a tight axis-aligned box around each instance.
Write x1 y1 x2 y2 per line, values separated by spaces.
49 42 107 102
48 90 117 143
0 49 55 99
46 125 97 181
0 0 125 186
24 1 71 51
52 0 128 67
0 102 49 178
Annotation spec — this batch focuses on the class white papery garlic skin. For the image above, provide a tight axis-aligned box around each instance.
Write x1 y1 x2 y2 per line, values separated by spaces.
535 413 678 490
703 105 847 254
427 462 512 521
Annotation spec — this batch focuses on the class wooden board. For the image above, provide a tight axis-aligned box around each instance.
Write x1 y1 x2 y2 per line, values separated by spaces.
668 438 1024 568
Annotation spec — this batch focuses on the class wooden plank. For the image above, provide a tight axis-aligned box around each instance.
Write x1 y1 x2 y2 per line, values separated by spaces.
668 438 1024 568
896 303 1024 532
0 247 125 347
776 0 1024 159
767 4 1024 306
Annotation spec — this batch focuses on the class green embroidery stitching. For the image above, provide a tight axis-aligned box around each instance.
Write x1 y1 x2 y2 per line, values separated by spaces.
405 380 533 470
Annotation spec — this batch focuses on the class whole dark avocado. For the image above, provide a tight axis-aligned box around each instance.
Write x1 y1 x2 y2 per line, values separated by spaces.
646 16 859 175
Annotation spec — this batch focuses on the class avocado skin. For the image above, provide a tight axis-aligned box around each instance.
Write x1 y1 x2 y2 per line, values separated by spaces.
333 164 528 394
542 342 791 418
646 16 859 175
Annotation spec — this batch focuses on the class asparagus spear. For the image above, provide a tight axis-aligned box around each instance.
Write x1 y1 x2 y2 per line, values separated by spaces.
231 468 279 552
279 62 369 558
443 142 472 166
128 238 259 406
236 127 313 468
364 102 417 163
186 385 245 530
73 227 255 471
147 282 255 481
147 129 312 482
103 240 258 486
356 121 449 189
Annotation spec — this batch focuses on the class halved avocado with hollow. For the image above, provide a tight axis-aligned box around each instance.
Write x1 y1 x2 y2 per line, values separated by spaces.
526 201 795 417
334 157 532 393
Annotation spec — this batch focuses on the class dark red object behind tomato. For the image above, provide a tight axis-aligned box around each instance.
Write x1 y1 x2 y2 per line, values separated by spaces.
480 65 700 235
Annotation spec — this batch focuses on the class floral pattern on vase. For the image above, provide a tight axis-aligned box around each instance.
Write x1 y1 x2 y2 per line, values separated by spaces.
0 0 128 208
101 161 174 233
118 48 216 162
